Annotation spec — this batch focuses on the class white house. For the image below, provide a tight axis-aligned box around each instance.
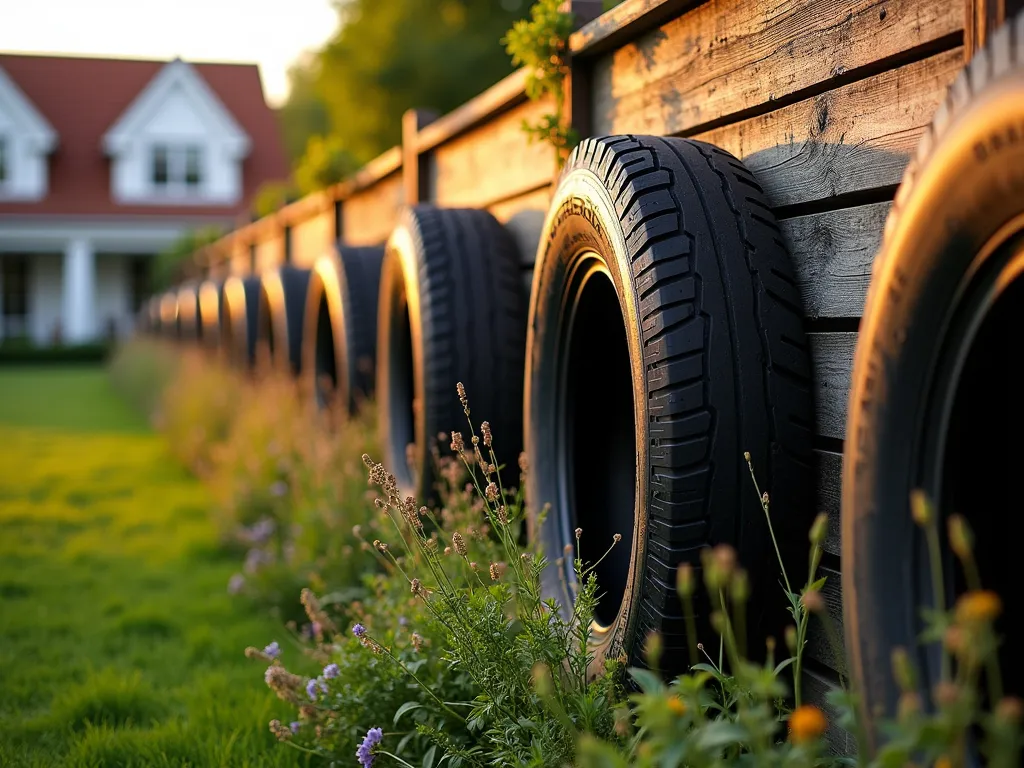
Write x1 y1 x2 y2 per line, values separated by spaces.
0 53 288 345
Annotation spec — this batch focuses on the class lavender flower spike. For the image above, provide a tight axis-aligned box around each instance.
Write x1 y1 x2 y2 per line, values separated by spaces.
305 677 327 700
290 721 301 734
351 623 367 638
356 726 383 767
264 641 280 659
323 663 340 679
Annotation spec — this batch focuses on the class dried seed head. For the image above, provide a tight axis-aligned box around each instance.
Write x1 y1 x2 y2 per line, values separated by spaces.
411 632 425 652
452 531 468 556
489 562 506 581
575 527 582 540
469 561 479 572
269 719 292 742
456 382 468 413
410 578 423 596
419 506 429 517
485 482 500 502
352 524 362 538
444 546 452 556
743 451 751 462
496 505 509 524
450 432 465 454
361 454 373 468
481 421 492 447
518 452 529 473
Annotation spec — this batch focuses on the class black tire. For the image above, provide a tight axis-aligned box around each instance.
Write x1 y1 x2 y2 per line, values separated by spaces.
177 284 202 343
377 205 527 502
525 135 813 673
197 280 222 348
843 13 1024 746
257 266 311 375
302 245 385 413
220 276 261 369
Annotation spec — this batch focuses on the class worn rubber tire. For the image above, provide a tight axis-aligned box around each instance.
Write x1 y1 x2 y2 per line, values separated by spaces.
302 245 384 413
843 13 1024 748
377 205 527 502
257 266 311 375
220 276 261 369
176 284 202 343
525 135 814 674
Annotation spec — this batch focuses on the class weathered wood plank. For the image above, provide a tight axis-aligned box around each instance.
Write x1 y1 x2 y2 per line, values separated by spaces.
433 97 558 210
783 202 889 319
810 332 857 441
806 565 848 677
289 210 335 269
416 69 530 153
342 173 404 247
592 0 961 137
570 0 699 57
805 668 858 755
255 231 284 274
695 48 962 209
816 449 843 558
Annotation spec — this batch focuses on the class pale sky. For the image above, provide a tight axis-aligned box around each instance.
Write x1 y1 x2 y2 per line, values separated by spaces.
0 0 341 107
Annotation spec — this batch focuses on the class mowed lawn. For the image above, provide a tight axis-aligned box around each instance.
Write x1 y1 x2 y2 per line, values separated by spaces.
0 367 307 767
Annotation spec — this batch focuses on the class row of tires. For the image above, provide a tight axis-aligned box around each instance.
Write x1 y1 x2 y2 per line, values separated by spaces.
143 18 1024 750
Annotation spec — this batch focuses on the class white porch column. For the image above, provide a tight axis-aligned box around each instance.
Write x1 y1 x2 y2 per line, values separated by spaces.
63 238 96 343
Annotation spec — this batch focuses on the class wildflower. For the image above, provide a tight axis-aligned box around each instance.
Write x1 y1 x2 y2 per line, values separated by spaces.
456 381 468 413
489 562 506 581
470 562 479 572
290 721 301 734
451 431 465 454
955 590 1002 624
411 578 423 596
444 546 452 556
667 696 686 716
264 641 280 659
496 505 509 524
485 482 500 502
411 632 425 652
788 705 827 744
269 719 292 742
227 573 245 594
323 663 340 679
452 531 468 556
481 421 492 447
356 726 383 767
398 616 408 627
306 677 328 700
351 623 366 638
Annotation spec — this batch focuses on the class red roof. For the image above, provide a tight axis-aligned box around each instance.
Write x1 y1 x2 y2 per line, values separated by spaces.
0 53 289 218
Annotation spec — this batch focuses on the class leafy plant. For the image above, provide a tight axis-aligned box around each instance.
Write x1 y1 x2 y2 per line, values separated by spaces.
252 181 301 219
504 0 580 165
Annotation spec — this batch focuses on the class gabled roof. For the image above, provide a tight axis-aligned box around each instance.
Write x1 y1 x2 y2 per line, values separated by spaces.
0 53 289 218
0 65 57 152
102 58 250 159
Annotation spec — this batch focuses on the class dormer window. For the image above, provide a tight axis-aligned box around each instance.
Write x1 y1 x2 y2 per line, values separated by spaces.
151 144 203 194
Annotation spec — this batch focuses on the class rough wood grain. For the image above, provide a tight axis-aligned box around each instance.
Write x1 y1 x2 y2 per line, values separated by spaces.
806 565 848 677
570 0 700 56
783 202 890 319
816 449 844 558
810 332 857 441
695 48 962 209
433 97 558 210
805 668 858 755
289 210 335 269
341 172 404 247
416 69 530 153
592 0 961 137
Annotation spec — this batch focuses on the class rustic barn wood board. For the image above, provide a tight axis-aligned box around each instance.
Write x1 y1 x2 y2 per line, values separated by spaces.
591 0 961 138
341 172 405 247
254 232 284 275
433 97 559 210
289 210 335 269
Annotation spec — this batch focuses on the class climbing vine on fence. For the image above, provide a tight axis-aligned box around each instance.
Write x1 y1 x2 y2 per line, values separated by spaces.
503 0 579 166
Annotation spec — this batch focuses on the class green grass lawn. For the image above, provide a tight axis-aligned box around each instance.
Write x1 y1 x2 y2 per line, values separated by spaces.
0 367 308 767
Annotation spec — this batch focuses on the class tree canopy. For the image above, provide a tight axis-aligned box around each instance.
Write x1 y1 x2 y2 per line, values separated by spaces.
275 0 531 196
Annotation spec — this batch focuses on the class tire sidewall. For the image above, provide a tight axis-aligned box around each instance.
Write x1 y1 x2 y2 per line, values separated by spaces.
844 77 1024 722
526 168 650 670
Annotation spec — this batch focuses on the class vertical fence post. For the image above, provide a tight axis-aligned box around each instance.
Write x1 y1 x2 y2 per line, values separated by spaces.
965 0 1024 60
402 108 438 206
562 1 604 159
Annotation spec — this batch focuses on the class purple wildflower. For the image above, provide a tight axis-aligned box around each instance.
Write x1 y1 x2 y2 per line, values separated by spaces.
323 663 340 679
269 480 288 498
245 517 276 544
351 623 367 638
227 573 245 595
290 721 301 734
356 726 383 767
264 641 280 659
398 616 408 627
306 677 328 700
311 621 322 637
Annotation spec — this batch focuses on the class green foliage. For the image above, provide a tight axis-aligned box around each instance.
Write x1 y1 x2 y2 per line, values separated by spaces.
0 366 305 767
276 55 331 164
504 0 579 164
251 180 301 219
152 226 224 291
293 134 358 195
